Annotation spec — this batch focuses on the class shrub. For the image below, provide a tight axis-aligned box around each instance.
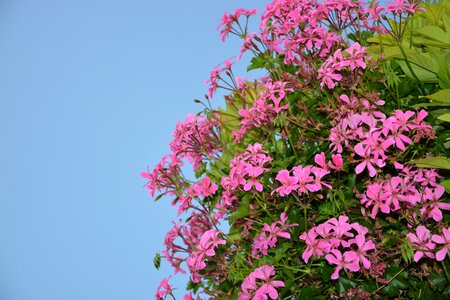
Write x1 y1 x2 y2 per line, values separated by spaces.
144 0 450 298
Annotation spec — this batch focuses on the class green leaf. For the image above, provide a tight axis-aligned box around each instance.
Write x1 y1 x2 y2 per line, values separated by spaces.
400 238 414 264
413 26 450 48
423 89 450 105
381 267 409 297
429 270 448 291
153 252 161 270
438 113 450 122
154 194 164 202
440 179 450 193
300 286 318 298
338 277 357 293
228 195 250 222
247 55 265 71
397 60 437 83
410 156 450 169
437 61 450 89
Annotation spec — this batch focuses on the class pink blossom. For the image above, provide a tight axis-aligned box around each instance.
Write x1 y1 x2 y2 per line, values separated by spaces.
346 234 376 269
244 165 265 192
432 228 450 261
155 277 173 300
310 166 332 191
327 216 354 241
252 213 298 257
407 226 436 262
421 186 450 222
239 265 284 300
193 176 218 197
325 250 360 280
292 165 315 194
341 42 371 71
314 152 328 169
328 154 344 170
273 170 299 196
299 228 329 263
354 143 385 177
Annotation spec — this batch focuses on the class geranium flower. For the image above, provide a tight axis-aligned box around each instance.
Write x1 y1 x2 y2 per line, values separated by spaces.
432 228 450 261
407 226 436 262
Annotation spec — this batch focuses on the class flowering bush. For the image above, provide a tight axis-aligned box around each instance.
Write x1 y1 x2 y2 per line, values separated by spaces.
145 0 450 299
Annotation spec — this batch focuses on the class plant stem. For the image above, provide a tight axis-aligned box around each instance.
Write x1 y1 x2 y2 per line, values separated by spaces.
442 261 450 284
373 267 406 294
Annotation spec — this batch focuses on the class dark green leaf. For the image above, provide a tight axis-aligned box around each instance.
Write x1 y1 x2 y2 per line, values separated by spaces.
153 252 161 270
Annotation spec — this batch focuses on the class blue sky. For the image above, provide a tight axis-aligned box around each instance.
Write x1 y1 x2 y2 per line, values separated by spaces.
0 0 266 299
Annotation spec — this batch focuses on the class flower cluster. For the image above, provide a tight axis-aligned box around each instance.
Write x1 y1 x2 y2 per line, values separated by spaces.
218 143 272 217
273 151 342 198
238 265 285 300
170 114 220 170
186 229 226 283
300 216 375 279
252 212 298 257
217 8 257 42
329 99 433 177
359 168 449 221
318 42 371 89
233 79 293 142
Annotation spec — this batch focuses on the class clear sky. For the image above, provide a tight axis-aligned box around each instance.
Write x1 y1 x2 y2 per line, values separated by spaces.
0 0 266 299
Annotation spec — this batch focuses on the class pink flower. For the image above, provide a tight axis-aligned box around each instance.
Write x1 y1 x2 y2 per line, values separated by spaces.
421 186 450 222
299 228 329 263
193 176 218 197
341 42 370 71
155 277 173 300
407 226 436 262
327 216 353 240
360 182 390 219
325 250 360 280
244 165 265 192
310 166 332 191
314 152 328 169
346 234 376 269
354 143 385 177
273 170 299 196
187 229 226 282
432 228 450 261
255 280 285 299
238 265 284 300
217 8 257 42
292 165 314 194
328 154 343 170
252 213 298 257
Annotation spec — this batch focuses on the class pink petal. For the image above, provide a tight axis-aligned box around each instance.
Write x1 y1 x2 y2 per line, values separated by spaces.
355 161 367 174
